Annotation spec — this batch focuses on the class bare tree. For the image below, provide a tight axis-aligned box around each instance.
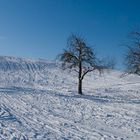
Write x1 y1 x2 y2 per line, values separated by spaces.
58 34 104 94
125 31 140 75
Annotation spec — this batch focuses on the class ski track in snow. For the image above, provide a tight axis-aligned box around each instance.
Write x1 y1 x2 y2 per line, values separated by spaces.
0 56 140 140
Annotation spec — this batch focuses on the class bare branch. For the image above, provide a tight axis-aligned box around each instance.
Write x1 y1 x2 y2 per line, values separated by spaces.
81 68 95 80
125 30 140 75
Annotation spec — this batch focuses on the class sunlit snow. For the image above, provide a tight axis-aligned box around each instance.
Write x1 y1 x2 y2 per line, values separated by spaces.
0 56 140 140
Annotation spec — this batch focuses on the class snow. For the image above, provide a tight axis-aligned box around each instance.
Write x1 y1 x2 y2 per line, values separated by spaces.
0 56 140 140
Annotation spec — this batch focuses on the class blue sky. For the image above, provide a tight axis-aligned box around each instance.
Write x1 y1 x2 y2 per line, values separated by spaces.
0 0 140 69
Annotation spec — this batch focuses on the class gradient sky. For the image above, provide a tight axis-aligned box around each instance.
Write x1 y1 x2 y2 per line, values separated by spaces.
0 0 140 69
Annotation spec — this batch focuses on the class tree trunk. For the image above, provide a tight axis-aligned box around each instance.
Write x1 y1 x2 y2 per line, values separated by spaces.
78 79 82 94
78 60 82 94
78 47 82 94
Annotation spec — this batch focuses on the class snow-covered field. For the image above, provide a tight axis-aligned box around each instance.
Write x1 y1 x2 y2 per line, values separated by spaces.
0 56 140 140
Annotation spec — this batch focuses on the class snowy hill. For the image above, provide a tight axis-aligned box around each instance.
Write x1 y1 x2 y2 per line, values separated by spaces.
0 56 140 140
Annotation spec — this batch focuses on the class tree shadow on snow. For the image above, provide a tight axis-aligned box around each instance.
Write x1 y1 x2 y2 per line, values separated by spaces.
0 86 139 104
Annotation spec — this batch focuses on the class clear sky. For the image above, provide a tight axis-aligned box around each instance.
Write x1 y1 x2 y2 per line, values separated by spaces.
0 0 140 69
